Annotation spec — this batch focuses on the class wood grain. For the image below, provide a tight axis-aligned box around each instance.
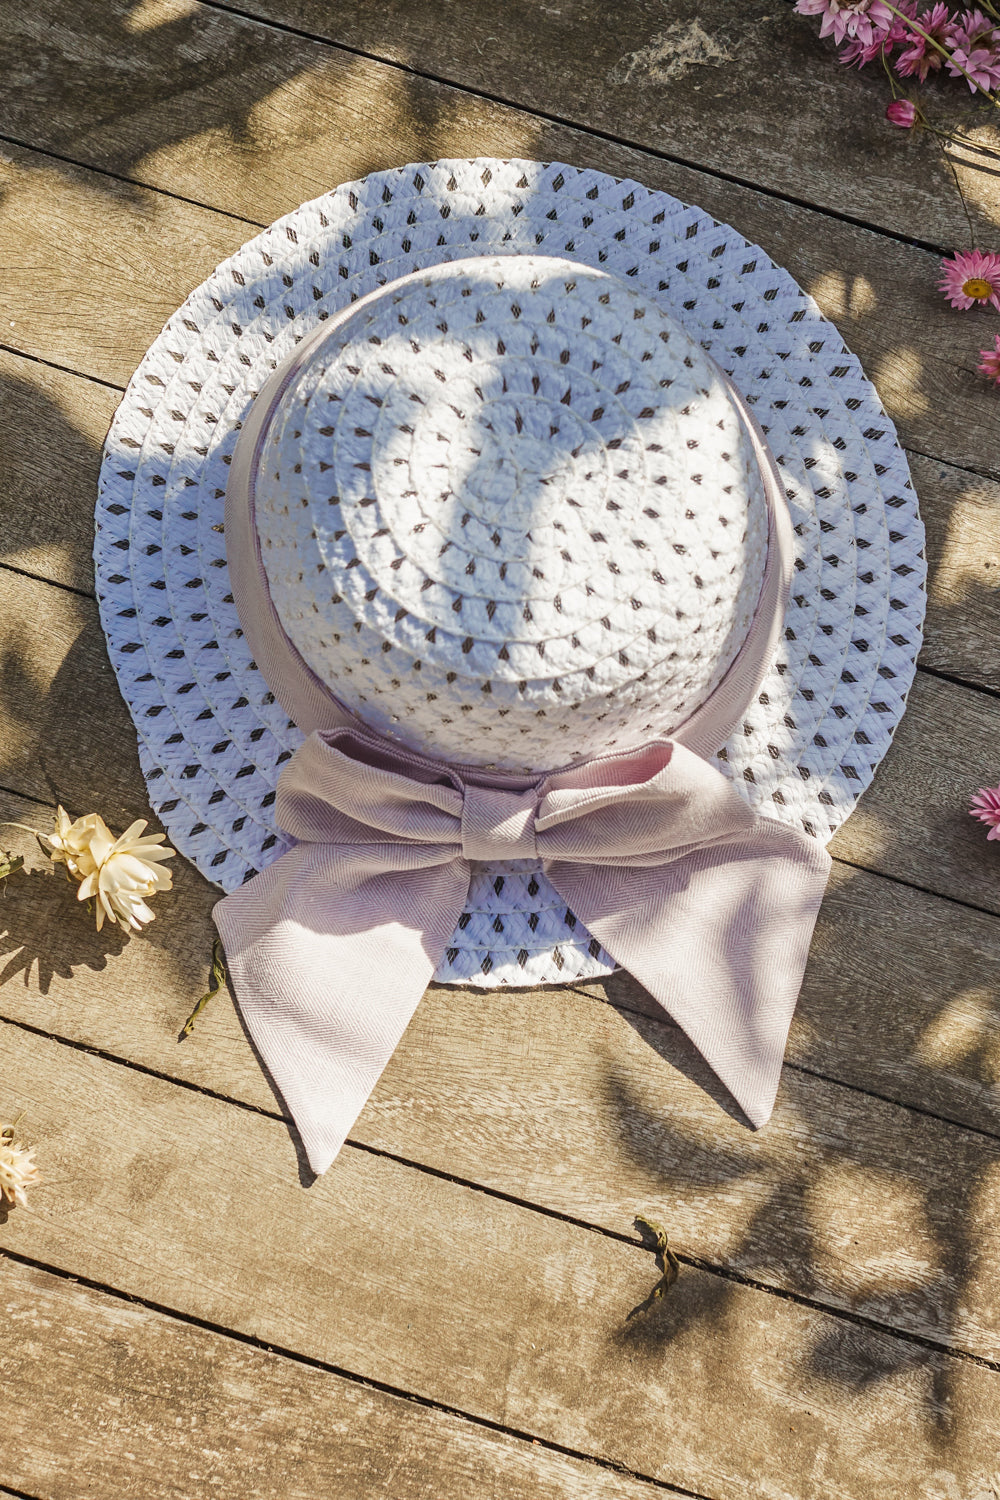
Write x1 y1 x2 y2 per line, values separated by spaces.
3 791 1000 1362
4 1017 1000 1499
2 113 1000 480
827 669 1000 911
0 350 117 594
6 0 999 253
916 451 1000 693
0 1260 673 1500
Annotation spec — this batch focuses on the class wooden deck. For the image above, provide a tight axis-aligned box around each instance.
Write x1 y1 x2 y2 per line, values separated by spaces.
3 2 1000 1495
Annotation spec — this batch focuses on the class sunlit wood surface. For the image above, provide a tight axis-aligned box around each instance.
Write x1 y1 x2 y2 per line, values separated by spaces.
3 4 1000 1496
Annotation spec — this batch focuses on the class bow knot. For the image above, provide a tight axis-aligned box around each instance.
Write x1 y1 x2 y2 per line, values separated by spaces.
215 727 831 1176
460 784 539 862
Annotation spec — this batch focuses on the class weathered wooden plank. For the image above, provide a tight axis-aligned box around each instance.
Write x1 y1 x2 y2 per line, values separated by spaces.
917 452 1000 693
3 1018 1000 1498
0 1260 672 1500
1 563 997 918
2 117 999 480
6 0 998 254
0 350 117 594
0 143 247 390
828 669 1000 910
5 344 1000 690
0 566 140 831
3 788 1000 1362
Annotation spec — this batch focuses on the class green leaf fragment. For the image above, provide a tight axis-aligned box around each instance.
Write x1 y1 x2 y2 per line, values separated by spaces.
0 851 25 883
181 937 228 1037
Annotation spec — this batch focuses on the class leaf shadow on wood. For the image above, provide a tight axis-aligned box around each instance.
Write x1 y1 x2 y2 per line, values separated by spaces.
0 866 128 993
5 0 486 220
7 0 314 205
920 461 1000 691
2 619 149 835
592 949 996 1440
0 358 116 594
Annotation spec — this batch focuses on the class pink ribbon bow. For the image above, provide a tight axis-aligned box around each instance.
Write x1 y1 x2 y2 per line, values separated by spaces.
214 727 831 1175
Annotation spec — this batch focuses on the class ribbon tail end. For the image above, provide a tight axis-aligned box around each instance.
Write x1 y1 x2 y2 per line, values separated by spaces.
289 1106 352 1179
726 1064 782 1132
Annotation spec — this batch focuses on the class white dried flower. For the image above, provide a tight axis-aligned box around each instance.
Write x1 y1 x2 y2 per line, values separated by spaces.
75 817 176 932
43 806 175 932
0 1123 39 1209
43 805 105 881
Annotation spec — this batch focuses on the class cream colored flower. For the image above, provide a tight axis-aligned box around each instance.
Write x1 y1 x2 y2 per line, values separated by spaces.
0 1124 39 1209
43 805 106 880
75 818 176 932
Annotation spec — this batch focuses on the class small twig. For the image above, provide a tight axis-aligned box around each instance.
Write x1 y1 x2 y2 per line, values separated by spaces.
181 937 228 1037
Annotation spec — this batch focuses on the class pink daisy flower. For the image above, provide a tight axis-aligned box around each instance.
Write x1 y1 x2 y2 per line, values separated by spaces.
946 42 1000 87
938 249 1000 310
795 0 895 47
977 335 1000 383
894 1 959 79
953 6 998 44
971 784 1000 838
841 5 915 65
946 7 1000 87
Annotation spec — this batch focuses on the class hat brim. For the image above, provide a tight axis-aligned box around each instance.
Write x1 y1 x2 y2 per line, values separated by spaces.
95 157 925 989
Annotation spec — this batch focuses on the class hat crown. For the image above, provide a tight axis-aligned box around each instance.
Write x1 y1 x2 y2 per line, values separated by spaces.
255 255 769 772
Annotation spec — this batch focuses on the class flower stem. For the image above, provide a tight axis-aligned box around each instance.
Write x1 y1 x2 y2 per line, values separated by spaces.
936 134 978 245
880 41 901 95
880 1 1000 109
181 937 228 1037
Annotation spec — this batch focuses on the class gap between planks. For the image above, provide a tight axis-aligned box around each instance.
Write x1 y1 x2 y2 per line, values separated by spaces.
4 996 1000 1371
0 1250 707 1500
4 1014 1000 1498
0 1260 707 1500
1 0 969 261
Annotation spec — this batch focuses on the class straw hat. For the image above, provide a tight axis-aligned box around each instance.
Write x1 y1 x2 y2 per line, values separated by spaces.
95 159 924 1165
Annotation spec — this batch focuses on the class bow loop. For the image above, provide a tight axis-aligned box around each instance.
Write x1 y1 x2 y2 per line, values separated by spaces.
535 741 756 860
277 728 465 846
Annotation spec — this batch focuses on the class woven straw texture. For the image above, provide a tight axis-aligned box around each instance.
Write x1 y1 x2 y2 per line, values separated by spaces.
258 255 769 772
95 157 926 988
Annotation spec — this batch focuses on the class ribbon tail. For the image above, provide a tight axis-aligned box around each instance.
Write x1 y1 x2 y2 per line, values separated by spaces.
213 843 469 1175
547 824 832 1128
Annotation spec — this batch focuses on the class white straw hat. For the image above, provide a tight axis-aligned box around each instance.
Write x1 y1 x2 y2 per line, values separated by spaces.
96 157 926 991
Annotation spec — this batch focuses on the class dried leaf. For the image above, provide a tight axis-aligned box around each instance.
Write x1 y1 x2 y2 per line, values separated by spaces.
181 937 227 1037
629 1213 681 1316
0 850 24 883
